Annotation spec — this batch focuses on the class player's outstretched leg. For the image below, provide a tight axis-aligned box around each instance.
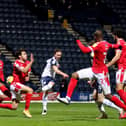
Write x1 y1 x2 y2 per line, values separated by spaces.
106 94 126 119
0 99 18 110
117 83 126 104
57 72 78 105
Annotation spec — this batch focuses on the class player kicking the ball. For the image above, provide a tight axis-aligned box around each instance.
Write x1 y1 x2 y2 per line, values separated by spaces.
57 30 126 119
40 49 69 115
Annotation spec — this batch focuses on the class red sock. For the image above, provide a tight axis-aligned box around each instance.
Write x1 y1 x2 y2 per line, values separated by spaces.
117 89 126 104
66 78 78 98
111 96 126 111
0 103 12 110
25 93 32 110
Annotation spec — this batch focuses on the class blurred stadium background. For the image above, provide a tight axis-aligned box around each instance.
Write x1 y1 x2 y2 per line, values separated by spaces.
0 0 126 102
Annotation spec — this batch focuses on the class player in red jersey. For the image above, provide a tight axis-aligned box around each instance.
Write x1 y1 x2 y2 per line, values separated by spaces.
57 30 126 119
0 52 12 100
11 49 34 118
107 28 126 105
0 60 4 82
0 49 34 118
0 57 11 102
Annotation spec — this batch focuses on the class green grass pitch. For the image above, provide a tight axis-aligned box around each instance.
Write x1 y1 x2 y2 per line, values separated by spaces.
0 103 126 126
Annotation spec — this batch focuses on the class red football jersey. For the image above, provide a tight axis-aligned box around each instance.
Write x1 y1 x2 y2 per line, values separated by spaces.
116 39 126 69
0 60 4 81
90 41 114 73
76 40 119 73
13 60 31 84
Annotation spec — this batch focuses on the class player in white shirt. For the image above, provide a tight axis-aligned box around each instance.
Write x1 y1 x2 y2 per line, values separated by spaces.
40 49 69 115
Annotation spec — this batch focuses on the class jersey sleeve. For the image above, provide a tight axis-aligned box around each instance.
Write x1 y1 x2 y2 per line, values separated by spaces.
50 59 57 66
14 61 20 68
116 40 122 52
76 40 94 53
14 61 23 71
107 42 121 50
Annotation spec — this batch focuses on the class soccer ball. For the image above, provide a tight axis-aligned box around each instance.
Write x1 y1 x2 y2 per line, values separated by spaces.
7 76 14 84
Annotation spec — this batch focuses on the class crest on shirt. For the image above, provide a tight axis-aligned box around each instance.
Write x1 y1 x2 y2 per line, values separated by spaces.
105 44 108 50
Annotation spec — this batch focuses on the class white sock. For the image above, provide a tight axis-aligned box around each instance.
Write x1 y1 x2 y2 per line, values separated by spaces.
42 92 48 111
103 98 123 114
42 83 53 92
97 102 106 114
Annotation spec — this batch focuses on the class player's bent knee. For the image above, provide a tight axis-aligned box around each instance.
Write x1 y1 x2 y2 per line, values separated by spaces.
116 84 123 91
28 88 33 94
105 94 112 100
72 72 79 79
97 98 103 103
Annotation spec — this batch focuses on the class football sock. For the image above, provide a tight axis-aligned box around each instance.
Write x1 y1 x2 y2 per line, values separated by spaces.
103 98 122 114
25 93 32 110
117 89 126 104
66 78 78 98
0 103 12 109
111 96 126 111
42 92 48 110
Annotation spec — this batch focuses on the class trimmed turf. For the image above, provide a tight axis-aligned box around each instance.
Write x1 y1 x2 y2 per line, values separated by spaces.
0 103 125 126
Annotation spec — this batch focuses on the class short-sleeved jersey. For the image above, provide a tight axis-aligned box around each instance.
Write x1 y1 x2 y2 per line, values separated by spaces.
13 60 31 84
116 39 126 69
41 57 59 78
0 60 4 81
90 41 115 73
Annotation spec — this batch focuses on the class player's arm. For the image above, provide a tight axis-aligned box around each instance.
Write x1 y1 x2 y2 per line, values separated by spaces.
87 79 96 88
76 40 93 53
108 42 122 49
52 65 69 78
106 50 121 67
16 54 34 73
25 70 31 82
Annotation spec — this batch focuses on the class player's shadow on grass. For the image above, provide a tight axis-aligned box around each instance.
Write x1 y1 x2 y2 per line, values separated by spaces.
57 116 117 121
57 116 98 122
58 118 97 122
0 115 18 117
32 112 41 115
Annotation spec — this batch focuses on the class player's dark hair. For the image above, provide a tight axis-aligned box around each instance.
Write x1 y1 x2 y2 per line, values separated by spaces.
54 49 62 54
15 48 26 59
112 28 125 38
93 30 103 39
